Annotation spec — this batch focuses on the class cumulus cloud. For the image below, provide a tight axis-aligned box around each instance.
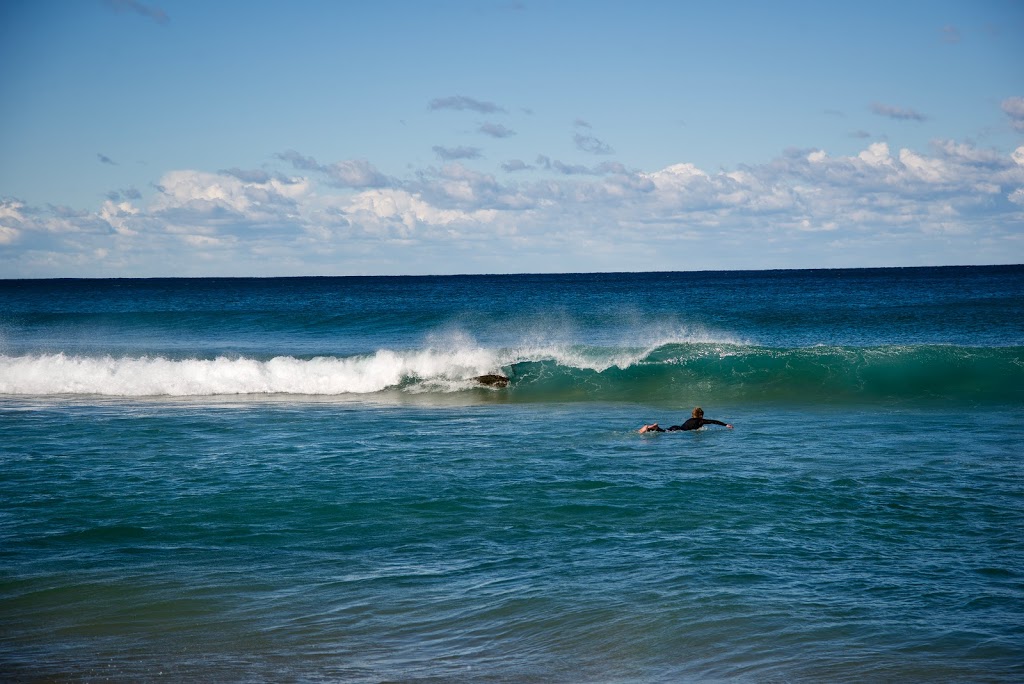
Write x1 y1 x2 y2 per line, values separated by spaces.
343 187 499 237
99 200 141 236
858 141 895 167
0 199 123 244
931 139 1005 165
428 95 505 114
1002 97 1024 132
0 200 26 244
0 225 19 244
871 102 928 122
6 138 1023 277
412 163 534 212
151 169 310 228
1013 146 1024 167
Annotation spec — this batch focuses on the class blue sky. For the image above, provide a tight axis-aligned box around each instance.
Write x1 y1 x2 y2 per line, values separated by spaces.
1 0 1022 277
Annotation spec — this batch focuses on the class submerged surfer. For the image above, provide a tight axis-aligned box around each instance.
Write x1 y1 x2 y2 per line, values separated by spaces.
639 407 733 433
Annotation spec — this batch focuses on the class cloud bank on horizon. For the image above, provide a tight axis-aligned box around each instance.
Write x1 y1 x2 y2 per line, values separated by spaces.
0 1 1022 277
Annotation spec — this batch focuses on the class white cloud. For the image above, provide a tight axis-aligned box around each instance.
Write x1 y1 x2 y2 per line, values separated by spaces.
898 149 952 183
4 138 1022 277
1 199 27 242
646 163 708 189
1012 146 1024 167
152 169 309 220
857 142 894 167
345 188 498 236
1002 97 1024 132
324 160 390 188
99 200 141 236
932 139 1004 165
154 171 247 212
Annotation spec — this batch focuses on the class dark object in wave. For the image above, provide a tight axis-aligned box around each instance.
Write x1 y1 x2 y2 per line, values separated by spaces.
475 374 510 388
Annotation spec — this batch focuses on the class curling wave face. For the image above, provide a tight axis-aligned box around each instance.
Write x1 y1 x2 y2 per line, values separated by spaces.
1 342 1020 404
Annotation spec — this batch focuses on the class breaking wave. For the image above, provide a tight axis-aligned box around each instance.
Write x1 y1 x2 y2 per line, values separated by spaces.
1 342 1020 405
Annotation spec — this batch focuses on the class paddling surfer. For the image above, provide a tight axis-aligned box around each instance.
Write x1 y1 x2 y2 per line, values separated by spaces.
639 407 733 433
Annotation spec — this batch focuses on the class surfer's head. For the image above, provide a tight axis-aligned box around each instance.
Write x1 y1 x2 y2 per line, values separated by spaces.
692 407 704 419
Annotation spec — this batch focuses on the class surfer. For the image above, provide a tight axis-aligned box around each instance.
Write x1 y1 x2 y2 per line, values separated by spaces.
474 374 509 388
639 407 733 433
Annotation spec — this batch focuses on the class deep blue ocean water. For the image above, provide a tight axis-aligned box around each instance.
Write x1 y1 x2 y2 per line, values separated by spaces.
1 266 1022 682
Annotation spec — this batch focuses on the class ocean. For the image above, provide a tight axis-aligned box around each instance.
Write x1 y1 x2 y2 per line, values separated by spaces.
1 266 1022 682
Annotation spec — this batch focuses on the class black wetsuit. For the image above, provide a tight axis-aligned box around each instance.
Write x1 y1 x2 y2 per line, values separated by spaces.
667 417 728 431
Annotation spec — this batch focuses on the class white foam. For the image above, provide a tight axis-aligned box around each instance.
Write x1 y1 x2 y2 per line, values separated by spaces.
0 350 503 397
0 324 749 397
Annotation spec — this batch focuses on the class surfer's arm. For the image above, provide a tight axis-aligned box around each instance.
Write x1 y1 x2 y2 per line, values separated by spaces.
669 419 733 430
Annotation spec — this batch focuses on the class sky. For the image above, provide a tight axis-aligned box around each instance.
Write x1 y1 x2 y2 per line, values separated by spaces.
1 0 1023 278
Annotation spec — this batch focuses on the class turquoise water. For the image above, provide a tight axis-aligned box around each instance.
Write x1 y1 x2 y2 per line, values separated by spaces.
2 267 1023 681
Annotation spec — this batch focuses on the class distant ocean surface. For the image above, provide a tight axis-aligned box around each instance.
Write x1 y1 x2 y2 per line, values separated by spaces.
2 266 1022 682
